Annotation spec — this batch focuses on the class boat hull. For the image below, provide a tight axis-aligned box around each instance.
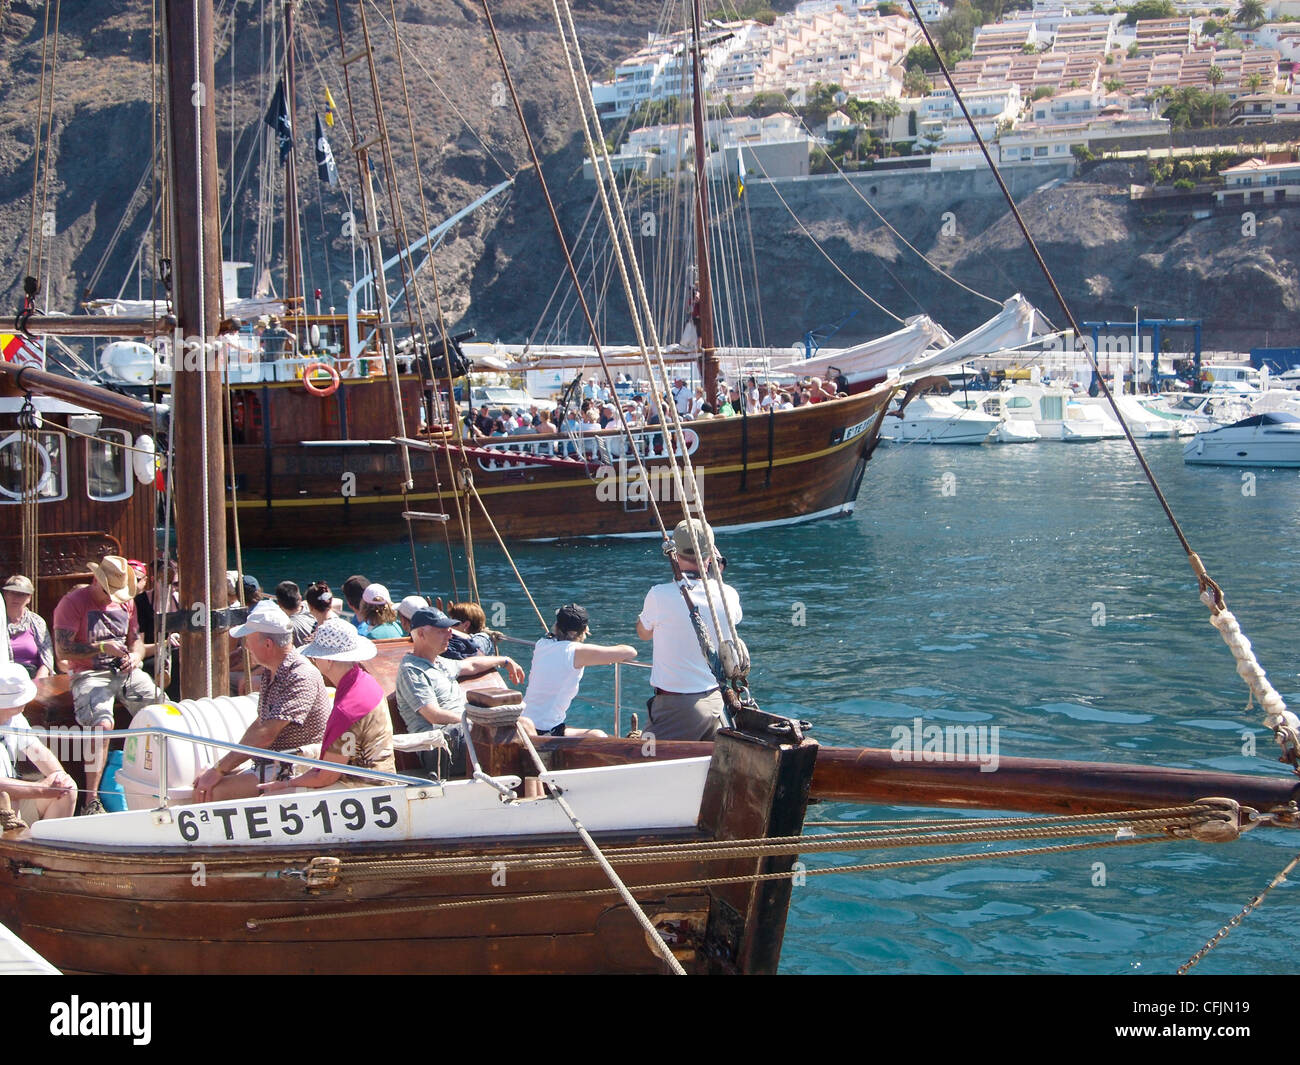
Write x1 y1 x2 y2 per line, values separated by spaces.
0 831 715 975
226 378 895 545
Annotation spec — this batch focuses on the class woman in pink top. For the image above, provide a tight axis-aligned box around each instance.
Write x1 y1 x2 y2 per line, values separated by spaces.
3 576 52 680
260 619 395 792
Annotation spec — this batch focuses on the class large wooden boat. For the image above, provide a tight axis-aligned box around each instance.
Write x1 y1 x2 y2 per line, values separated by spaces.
224 369 893 545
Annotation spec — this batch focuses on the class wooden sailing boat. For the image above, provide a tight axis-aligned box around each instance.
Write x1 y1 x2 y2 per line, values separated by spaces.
204 0 898 547
3 0 1299 978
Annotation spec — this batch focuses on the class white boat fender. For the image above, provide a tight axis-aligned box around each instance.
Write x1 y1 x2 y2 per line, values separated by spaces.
132 435 156 484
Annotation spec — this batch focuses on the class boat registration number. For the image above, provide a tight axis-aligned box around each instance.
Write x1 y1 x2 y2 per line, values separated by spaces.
175 793 401 843
831 417 874 446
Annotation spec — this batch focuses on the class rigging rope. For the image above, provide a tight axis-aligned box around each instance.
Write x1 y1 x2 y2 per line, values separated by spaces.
514 726 687 974
900 0 1298 773
1176 850 1300 974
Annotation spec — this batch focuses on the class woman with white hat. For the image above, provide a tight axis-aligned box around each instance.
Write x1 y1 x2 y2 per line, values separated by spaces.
260 619 395 793
0 663 76 823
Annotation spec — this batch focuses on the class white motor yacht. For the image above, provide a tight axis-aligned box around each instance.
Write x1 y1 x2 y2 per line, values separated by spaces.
1183 411 1300 467
879 394 999 444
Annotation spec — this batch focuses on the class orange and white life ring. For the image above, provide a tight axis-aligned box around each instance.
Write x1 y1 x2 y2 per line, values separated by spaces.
303 362 340 397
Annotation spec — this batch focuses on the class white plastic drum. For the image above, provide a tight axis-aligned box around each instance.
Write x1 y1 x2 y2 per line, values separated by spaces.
118 696 260 809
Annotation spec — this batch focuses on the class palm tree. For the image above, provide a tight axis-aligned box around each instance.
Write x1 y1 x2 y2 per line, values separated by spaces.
1238 0 1266 29
1207 64 1224 125
1245 71 1266 93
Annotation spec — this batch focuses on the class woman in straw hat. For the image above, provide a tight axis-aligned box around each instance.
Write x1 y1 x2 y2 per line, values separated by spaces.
260 619 394 793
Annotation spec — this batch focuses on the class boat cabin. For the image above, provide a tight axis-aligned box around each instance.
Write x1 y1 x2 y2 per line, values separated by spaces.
0 379 157 619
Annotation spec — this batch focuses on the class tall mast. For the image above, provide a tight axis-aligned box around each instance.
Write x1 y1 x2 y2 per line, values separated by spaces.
282 0 303 311
164 0 230 697
689 0 719 403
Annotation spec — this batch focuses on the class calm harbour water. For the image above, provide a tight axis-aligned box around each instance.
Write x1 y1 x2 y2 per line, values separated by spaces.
243 435 1300 975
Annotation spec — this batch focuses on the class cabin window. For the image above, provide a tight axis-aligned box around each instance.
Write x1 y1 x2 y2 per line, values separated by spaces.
0 431 68 503
1039 395 1064 420
1006 396 1032 409
86 428 133 501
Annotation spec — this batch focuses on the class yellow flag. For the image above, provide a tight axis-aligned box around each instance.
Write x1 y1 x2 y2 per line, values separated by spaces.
324 86 338 128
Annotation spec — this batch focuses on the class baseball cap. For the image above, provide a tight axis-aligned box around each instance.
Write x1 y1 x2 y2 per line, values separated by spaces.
555 603 589 634
230 600 293 638
398 594 430 620
672 518 714 562
408 606 458 631
361 583 392 606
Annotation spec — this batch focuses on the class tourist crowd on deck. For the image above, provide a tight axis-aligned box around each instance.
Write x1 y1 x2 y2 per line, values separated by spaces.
461 371 850 445
0 516 739 823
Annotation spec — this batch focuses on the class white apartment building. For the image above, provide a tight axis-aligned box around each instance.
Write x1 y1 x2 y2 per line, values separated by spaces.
1215 157 1300 203
999 115 1169 163
1051 15 1119 55
1252 24 1300 63
1229 93 1300 123
591 23 755 119
972 20 1039 57
583 113 816 181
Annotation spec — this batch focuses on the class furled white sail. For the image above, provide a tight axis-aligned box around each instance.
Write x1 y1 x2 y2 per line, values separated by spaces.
899 294 1045 379
770 314 953 384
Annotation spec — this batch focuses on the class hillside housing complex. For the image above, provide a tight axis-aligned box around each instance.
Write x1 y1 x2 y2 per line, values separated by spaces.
589 0 1296 179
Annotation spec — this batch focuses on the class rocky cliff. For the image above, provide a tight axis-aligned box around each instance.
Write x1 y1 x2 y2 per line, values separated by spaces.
1 0 1295 354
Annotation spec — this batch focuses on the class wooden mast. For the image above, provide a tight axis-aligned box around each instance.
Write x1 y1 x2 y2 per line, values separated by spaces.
282 0 303 312
164 0 230 697
689 0 719 405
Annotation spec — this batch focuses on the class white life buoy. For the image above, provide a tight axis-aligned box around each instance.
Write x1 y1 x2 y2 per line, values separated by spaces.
133 435 156 484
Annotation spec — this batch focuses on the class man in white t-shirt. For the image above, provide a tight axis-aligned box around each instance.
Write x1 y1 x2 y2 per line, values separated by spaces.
524 604 634 737
0 663 76 825
635 518 741 741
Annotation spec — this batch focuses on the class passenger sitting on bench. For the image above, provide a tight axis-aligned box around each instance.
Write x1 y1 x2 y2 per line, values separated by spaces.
0 663 76 824
53 555 166 815
394 607 532 779
261 620 394 793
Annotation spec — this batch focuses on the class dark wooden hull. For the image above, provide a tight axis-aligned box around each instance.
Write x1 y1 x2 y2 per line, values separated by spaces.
225 375 895 545
0 726 817 975
0 831 715 975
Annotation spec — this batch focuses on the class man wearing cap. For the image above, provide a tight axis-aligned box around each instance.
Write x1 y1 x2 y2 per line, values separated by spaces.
190 600 331 802
635 519 742 742
0 662 77 824
395 607 526 778
53 555 166 813
397 595 429 636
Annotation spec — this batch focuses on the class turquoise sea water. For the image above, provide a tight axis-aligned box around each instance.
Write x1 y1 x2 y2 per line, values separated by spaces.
242 435 1300 975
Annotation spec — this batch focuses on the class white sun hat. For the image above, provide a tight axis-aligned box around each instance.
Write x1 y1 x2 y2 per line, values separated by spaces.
230 600 293 638
299 618 377 662
0 662 38 710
